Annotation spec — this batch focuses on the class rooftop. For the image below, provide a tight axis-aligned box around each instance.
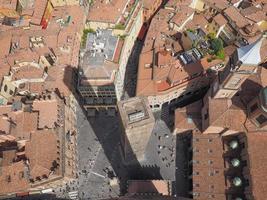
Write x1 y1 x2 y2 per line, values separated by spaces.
79 29 122 86
246 132 267 200
87 0 129 24
25 130 59 180
170 6 194 26
191 132 246 200
32 97 59 129
85 29 118 66
117 96 155 128
127 180 171 196
0 161 29 195
224 6 249 28
237 35 267 65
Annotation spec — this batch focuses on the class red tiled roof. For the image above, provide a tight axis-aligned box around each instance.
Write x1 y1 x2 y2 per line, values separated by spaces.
25 130 59 179
113 39 124 63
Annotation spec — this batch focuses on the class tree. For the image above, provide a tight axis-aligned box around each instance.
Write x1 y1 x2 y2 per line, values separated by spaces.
210 38 223 54
216 49 225 60
81 28 95 48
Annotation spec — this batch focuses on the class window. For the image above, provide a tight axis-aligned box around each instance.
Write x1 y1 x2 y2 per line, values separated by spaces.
208 194 215 198
250 103 258 113
193 192 200 197
193 171 199 175
6 175 11 182
19 83 25 89
256 114 267 125
192 160 199 164
209 185 214 189
19 172 24 179
4 85 7 92
193 148 199 153
208 160 213 165
245 179 250 186
209 171 214 176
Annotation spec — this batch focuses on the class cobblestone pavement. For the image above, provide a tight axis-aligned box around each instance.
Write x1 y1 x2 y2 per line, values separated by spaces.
76 106 128 200
74 101 178 199
141 120 176 180
10 106 185 200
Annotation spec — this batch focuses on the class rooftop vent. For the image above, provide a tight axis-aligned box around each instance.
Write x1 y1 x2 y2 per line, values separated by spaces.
232 177 242 187
229 140 239 149
231 158 241 168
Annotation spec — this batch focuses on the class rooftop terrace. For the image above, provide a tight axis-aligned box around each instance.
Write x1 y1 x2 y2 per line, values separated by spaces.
79 29 120 82
118 97 155 128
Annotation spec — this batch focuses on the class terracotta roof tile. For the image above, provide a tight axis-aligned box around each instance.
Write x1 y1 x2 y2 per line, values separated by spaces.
87 0 128 24
170 6 194 26
241 6 266 23
0 161 29 195
9 111 38 140
207 97 247 132
175 100 202 133
192 133 227 199
128 180 170 195
213 14 228 26
0 34 11 58
32 98 58 129
113 39 124 63
246 133 267 199
224 6 249 28
25 130 58 179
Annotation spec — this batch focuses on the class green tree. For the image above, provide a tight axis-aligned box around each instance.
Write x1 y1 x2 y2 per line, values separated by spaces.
210 38 223 54
81 28 95 48
114 23 125 30
216 49 225 60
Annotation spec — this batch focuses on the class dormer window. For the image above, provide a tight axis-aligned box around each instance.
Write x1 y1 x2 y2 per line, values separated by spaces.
256 114 267 125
